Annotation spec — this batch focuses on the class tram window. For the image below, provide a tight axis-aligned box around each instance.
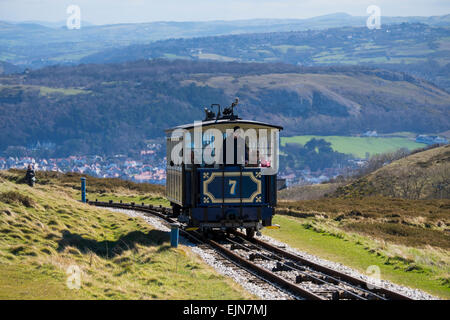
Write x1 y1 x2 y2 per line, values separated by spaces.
167 128 279 168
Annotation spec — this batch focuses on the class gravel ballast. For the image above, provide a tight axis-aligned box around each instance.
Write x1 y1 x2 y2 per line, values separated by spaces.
106 208 293 299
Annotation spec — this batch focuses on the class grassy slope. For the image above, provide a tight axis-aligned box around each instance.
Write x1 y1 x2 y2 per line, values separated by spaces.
0 170 252 300
43 171 171 207
273 144 450 298
281 135 427 158
186 69 450 136
277 197 449 248
335 144 450 198
263 214 449 298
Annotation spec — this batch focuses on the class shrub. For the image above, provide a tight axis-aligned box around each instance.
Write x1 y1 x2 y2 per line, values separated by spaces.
0 191 36 208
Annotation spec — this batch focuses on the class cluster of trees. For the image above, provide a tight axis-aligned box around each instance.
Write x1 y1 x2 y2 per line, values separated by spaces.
377 59 450 92
354 148 411 177
280 139 350 172
379 162 450 199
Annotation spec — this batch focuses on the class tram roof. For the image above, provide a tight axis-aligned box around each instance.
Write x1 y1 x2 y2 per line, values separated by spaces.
165 118 283 134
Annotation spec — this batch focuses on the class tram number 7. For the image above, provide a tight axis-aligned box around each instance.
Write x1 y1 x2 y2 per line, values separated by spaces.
229 180 237 195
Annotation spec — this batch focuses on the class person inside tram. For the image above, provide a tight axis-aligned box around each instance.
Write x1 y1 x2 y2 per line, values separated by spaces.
221 126 249 166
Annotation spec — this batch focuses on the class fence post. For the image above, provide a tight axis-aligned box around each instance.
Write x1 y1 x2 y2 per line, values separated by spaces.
81 177 86 203
170 223 179 248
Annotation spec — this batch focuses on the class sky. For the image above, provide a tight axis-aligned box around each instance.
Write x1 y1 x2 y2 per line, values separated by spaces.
1 0 450 25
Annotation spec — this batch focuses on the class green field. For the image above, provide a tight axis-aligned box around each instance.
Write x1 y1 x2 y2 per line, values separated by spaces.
281 135 427 158
39 86 90 96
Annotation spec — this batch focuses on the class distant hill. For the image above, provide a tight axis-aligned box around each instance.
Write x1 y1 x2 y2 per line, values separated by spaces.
334 145 450 199
80 23 450 90
82 22 450 64
0 61 23 74
12 13 450 30
0 60 448 156
3 20 95 28
0 14 449 69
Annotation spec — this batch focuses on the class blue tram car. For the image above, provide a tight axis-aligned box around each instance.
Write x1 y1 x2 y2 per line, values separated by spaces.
165 100 283 237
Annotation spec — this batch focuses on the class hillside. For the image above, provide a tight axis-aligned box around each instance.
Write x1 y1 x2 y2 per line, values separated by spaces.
0 170 251 299
273 145 450 298
81 23 450 90
2 15 449 68
335 144 450 199
0 60 449 157
0 61 23 75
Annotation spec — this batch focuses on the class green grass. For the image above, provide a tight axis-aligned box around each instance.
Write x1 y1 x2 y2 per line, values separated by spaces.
263 215 449 299
0 265 90 299
0 171 252 300
0 85 89 96
281 135 427 158
163 53 192 60
39 86 90 96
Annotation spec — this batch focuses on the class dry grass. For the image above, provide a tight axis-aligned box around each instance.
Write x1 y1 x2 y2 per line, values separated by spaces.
343 221 450 249
0 191 37 208
335 144 450 199
276 196 450 251
278 197 449 228
278 183 343 200
1 169 169 207
4 169 165 195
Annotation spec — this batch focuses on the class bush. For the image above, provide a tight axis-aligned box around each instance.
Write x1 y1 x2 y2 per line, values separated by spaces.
0 191 36 208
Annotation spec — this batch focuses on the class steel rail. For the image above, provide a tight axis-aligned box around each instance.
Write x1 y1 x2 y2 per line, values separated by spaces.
90 201 322 299
224 235 372 300
87 201 413 300
233 230 413 300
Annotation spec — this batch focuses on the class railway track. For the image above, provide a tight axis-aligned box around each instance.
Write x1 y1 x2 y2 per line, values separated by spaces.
88 200 413 300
